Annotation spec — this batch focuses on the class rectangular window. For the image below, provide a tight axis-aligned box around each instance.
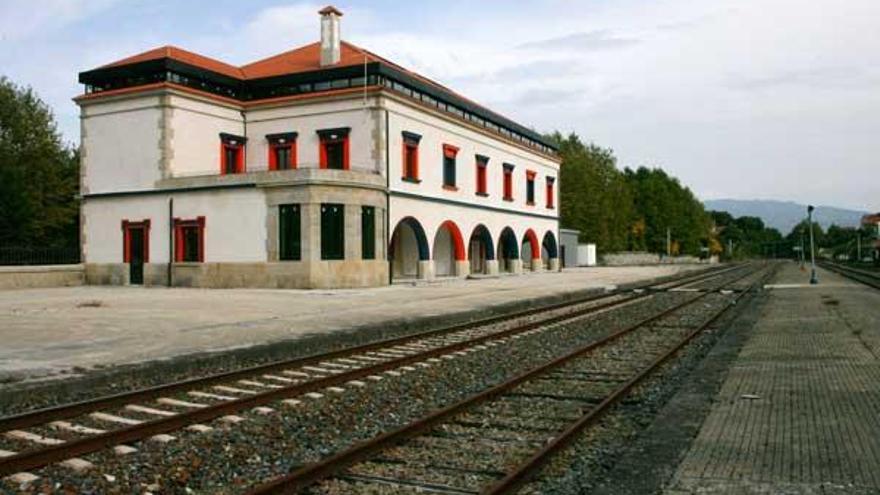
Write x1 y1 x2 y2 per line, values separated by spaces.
324 141 344 169
361 206 375 260
317 128 351 170
443 156 456 187
279 204 301 261
546 177 556 208
219 133 246 175
267 133 297 170
404 144 419 180
182 227 200 261
402 131 421 182
475 155 489 196
174 217 205 263
275 146 292 170
526 170 536 205
223 146 239 174
442 144 458 189
321 203 345 260
503 164 514 201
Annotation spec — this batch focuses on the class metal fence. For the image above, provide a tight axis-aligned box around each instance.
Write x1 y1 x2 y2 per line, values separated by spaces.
0 246 81 266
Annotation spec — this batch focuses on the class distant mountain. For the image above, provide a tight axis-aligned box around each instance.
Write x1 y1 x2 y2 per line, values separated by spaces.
703 199 869 234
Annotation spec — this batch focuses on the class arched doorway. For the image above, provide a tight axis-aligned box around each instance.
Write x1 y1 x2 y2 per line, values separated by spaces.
468 224 495 275
498 227 520 273
433 220 466 277
521 229 541 271
542 230 559 270
390 217 429 279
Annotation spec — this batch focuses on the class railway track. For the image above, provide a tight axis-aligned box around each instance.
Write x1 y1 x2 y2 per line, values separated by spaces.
246 263 772 495
0 264 747 483
818 261 880 290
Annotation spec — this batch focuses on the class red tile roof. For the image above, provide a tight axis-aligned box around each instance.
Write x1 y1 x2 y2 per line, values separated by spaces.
88 39 559 157
102 45 244 79
862 213 880 225
97 41 497 119
240 41 374 79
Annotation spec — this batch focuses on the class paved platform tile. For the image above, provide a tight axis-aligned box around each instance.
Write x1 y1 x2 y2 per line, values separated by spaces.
668 265 880 493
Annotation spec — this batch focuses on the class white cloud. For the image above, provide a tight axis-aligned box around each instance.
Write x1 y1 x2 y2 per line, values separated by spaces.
2 0 878 210
0 0 117 41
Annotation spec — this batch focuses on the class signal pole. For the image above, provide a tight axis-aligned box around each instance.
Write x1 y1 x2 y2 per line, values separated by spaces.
800 228 806 268
808 205 818 284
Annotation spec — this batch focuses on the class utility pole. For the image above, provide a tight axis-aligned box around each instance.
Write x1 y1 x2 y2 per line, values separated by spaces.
666 228 671 258
800 228 806 268
807 205 818 285
857 231 862 262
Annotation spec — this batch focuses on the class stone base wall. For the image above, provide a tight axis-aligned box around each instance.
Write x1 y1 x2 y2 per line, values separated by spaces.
0 265 84 290
87 261 389 289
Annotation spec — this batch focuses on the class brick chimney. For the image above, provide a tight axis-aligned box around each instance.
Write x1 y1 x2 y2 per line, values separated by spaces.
319 6 342 67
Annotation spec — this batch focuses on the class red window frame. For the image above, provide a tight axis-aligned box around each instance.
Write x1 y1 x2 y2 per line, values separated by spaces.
267 132 298 171
121 219 151 263
401 131 421 182
475 154 489 196
546 177 555 209
318 128 351 170
219 133 247 175
526 170 537 206
403 142 419 180
503 164 514 201
173 216 206 263
442 144 459 190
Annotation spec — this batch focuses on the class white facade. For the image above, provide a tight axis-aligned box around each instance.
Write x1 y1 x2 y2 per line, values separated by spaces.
77 9 560 288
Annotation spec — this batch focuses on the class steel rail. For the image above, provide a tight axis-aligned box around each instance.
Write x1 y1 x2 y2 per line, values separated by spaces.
818 261 880 290
482 264 774 494
0 263 740 435
0 264 747 476
244 264 763 494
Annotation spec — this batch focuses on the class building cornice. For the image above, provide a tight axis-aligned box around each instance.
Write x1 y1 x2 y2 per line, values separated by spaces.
380 91 561 164
390 191 559 221
81 168 387 199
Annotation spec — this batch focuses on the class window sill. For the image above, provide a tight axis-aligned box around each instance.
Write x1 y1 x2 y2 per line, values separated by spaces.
401 177 422 184
476 192 489 197
442 185 458 191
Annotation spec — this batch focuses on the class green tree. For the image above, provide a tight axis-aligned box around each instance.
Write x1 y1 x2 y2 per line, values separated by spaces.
625 167 710 256
0 77 79 248
551 132 634 253
711 210 785 259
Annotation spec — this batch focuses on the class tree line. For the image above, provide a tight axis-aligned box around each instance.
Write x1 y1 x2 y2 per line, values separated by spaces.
0 77 79 250
552 132 713 257
709 211 878 261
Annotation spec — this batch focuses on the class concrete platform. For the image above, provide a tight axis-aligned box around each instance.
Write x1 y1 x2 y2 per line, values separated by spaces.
666 263 880 494
0 265 700 383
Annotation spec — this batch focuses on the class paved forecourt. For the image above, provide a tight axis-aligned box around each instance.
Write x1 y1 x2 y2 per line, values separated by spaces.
0 265 699 383
667 263 880 494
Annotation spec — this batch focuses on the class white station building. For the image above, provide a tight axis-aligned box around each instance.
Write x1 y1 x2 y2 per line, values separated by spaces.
77 7 561 289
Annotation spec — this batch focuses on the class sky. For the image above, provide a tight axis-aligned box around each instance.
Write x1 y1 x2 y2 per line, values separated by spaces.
1 0 878 212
